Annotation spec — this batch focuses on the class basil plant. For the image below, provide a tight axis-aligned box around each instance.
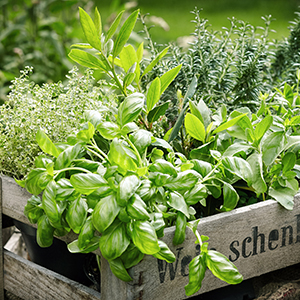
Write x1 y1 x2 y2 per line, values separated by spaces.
18 93 242 295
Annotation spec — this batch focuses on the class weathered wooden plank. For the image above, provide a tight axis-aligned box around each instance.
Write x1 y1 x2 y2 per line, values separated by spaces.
101 194 300 300
0 178 4 300
3 249 101 300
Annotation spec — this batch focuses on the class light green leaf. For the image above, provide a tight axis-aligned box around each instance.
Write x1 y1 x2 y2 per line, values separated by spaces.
268 186 295 210
68 236 101 254
117 175 140 206
254 115 273 143
160 65 182 94
262 131 285 166
79 7 101 50
106 10 124 42
185 113 206 143
152 240 176 263
94 7 102 38
55 143 82 170
36 128 60 158
66 197 88 234
212 113 247 134
113 9 139 58
119 44 138 72
221 182 239 211
127 194 150 220
146 77 161 112
167 192 190 218
97 122 121 140
69 49 107 70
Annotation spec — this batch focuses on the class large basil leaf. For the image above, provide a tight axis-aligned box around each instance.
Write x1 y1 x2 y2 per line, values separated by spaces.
117 174 140 206
70 173 108 195
131 220 160 254
173 212 187 245
221 182 239 211
206 250 243 284
184 183 207 205
129 130 153 155
76 122 95 143
78 216 95 250
68 236 101 254
185 113 206 143
108 258 132 282
36 214 55 248
126 194 150 220
92 194 120 233
66 197 88 234
268 186 295 210
149 159 177 177
97 122 121 140
99 220 130 261
185 253 207 296
24 195 44 224
152 240 176 263
167 192 190 218
25 168 51 196
55 143 82 170
192 160 212 177
120 243 144 269
164 170 200 191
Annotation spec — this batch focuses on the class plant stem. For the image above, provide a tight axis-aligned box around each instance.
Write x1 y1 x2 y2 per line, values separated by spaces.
54 167 92 179
125 136 143 167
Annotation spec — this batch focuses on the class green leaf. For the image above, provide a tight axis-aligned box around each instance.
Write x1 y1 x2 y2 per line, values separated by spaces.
68 49 107 70
221 182 239 211
159 65 182 94
123 73 135 89
167 192 190 218
92 194 120 233
142 46 169 78
76 122 95 143
185 113 206 143
262 131 285 166
97 122 121 140
247 152 267 195
78 216 95 250
36 128 60 158
108 257 132 282
120 243 144 269
94 7 102 39
66 197 88 234
24 195 43 224
36 215 55 248
25 168 50 195
185 253 207 296
254 115 273 143
289 115 300 126
206 250 243 284
113 9 139 58
223 142 254 157
149 159 177 177
146 77 161 112
118 93 144 127
222 156 253 185
164 170 200 191
106 11 124 41
99 219 130 260
55 143 82 170
131 220 160 254
153 240 176 263
282 152 296 174
173 212 187 245
119 44 138 73
79 7 102 50
108 139 138 175
194 99 211 128
184 183 207 205
129 129 153 154
192 160 213 177
212 114 247 134
127 194 150 220
283 83 294 106
68 236 101 254
70 173 108 195
147 101 170 124
117 175 140 206
268 186 295 210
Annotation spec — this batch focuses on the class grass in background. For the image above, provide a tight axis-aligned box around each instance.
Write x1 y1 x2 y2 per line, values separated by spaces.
95 0 300 44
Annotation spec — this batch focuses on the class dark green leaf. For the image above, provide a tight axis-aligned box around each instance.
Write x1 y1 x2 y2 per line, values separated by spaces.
167 192 190 218
36 215 55 248
117 175 140 206
127 194 150 220
78 216 95 250
66 197 88 234
153 240 176 263
221 182 239 211
68 236 101 253
173 212 187 245
120 243 144 269
108 257 132 282
147 101 170 124
24 195 43 224
99 219 130 260
92 194 120 233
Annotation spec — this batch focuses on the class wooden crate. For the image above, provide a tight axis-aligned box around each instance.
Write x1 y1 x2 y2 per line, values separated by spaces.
1 175 300 300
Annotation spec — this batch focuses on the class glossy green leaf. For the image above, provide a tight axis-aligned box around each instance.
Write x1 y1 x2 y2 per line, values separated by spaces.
92 194 120 233
153 240 176 263
149 159 177 177
185 113 206 143
120 243 144 269
121 122 139 136
160 65 182 94
99 219 130 260
66 197 88 234
55 143 82 170
25 168 49 195
70 173 107 195
106 10 124 41
173 212 187 245
146 77 161 112
192 160 213 177
164 170 200 191
79 7 102 50
118 93 144 127
127 194 150 220
262 131 285 166
129 129 153 154
36 128 60 158
69 49 107 70
24 195 43 224
184 183 207 205
78 216 95 250
68 236 101 253
108 139 138 175
36 215 55 248
131 220 160 254
247 152 267 195
117 175 140 206
119 44 137 72
268 186 295 210
123 73 135 89
142 46 169 78
167 192 190 218
147 101 170 124
223 142 254 157
97 122 121 140
289 115 300 126
83 110 102 128
113 9 139 58
94 7 102 38
108 257 132 282
185 253 207 296
222 156 253 185
206 250 243 284
212 113 247 134
282 152 296 174
76 122 95 143
254 115 273 143
221 182 239 211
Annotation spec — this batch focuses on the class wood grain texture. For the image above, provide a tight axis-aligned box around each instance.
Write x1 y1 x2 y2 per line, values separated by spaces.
3 249 100 300
101 194 300 300
0 178 4 300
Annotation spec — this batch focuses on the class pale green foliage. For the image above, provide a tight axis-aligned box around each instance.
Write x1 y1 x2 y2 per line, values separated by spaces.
0 66 117 179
